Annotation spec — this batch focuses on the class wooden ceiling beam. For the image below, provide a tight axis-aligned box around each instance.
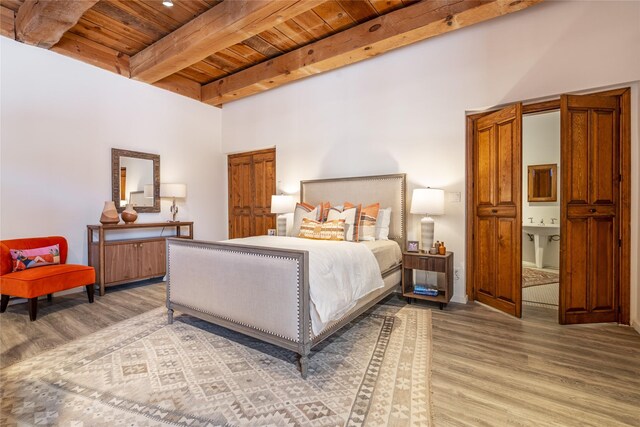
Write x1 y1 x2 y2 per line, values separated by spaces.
202 0 543 106
0 6 15 40
15 0 98 48
130 0 326 84
51 33 130 77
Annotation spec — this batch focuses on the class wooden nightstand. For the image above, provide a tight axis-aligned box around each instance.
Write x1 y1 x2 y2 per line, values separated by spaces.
402 251 454 309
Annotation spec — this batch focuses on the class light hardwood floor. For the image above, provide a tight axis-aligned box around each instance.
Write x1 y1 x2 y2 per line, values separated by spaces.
1 282 638 426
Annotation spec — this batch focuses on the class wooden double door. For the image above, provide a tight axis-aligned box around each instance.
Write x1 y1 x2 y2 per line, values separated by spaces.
228 148 276 238
469 91 627 324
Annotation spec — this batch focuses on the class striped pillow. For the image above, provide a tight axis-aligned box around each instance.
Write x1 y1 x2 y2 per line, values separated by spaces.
290 202 320 237
343 202 362 241
327 205 358 241
298 218 346 241
358 203 380 241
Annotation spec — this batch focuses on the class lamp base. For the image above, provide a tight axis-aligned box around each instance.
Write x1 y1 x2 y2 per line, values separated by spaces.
420 216 435 252
276 215 287 236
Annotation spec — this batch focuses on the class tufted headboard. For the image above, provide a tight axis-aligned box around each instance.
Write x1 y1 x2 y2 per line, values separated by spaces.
300 173 406 247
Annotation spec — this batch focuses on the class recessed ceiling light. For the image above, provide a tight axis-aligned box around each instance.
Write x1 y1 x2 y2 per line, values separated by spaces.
162 0 174 7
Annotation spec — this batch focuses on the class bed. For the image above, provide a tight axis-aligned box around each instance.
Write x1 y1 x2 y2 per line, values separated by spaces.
166 173 406 377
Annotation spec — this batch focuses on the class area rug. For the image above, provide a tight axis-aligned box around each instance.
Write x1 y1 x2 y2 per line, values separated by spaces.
0 304 432 426
523 282 559 308
522 267 559 288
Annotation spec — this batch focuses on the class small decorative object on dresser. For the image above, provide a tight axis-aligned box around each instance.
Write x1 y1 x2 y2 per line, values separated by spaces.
121 204 138 224
99 201 119 224
402 251 453 309
407 240 419 252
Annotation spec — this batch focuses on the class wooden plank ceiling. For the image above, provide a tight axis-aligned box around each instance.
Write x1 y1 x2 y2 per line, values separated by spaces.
0 0 542 107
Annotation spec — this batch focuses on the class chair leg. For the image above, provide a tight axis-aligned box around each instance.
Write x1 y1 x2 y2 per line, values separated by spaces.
86 284 95 303
28 297 38 321
47 293 53 302
0 294 9 313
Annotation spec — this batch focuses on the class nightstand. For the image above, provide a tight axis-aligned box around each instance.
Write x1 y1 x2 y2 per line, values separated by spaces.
402 251 454 309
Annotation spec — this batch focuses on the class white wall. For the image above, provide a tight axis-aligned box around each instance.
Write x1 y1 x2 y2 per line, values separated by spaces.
522 111 560 268
221 0 640 325
0 38 227 268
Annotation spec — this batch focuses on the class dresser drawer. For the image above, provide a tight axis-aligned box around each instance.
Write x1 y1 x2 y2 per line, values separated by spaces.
403 255 447 272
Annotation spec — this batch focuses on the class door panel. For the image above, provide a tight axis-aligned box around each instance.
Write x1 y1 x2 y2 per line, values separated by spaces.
105 243 138 283
497 121 515 205
252 152 276 236
591 110 616 204
473 104 522 317
476 126 495 206
567 110 589 204
560 94 619 324
228 154 253 238
475 217 496 298
564 218 589 313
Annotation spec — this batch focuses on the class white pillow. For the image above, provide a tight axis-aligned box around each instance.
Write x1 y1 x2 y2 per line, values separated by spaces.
375 207 392 240
290 205 319 237
327 206 357 241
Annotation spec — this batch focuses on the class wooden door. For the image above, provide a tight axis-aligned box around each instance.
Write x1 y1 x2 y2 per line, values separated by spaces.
473 104 522 317
139 239 166 278
560 94 620 324
228 148 276 238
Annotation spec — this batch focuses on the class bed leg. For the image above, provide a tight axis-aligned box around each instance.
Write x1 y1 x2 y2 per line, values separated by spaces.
298 354 309 379
167 308 174 324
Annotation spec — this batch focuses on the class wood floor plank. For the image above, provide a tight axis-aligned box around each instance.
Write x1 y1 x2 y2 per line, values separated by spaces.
1 284 638 425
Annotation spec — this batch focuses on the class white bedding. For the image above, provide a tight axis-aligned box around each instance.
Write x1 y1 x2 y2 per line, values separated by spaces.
224 236 384 335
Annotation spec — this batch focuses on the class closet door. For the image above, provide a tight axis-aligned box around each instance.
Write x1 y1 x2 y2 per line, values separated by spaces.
228 148 276 239
473 104 522 317
560 95 619 324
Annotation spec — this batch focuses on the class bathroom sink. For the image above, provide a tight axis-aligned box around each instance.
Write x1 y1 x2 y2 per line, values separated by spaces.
523 224 560 236
522 224 560 268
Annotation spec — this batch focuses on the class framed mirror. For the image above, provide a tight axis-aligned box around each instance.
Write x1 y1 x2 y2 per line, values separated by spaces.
528 163 557 202
111 148 160 213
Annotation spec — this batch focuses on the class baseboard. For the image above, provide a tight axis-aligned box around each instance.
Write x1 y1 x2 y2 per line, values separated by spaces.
632 319 640 336
451 294 469 304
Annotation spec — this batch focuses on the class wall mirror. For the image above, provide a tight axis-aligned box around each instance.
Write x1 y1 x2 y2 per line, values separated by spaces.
111 148 160 213
528 163 557 202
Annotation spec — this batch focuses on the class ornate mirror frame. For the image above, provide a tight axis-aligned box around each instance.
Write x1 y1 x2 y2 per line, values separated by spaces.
111 148 160 213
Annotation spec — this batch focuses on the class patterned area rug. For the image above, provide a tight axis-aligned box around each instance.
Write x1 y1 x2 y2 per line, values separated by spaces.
523 283 559 308
522 267 560 288
1 304 432 426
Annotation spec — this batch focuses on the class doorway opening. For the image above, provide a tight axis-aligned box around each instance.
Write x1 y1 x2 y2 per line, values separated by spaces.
521 111 560 318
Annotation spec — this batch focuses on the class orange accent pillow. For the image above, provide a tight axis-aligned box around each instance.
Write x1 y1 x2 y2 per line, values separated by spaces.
358 203 380 241
343 202 362 241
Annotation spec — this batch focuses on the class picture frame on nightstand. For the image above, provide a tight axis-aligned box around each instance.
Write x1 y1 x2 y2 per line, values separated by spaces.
406 240 419 252
267 229 276 236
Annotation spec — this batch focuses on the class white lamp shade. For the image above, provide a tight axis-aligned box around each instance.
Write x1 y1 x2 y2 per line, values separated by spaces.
410 188 445 215
160 183 187 198
143 184 154 198
271 195 296 214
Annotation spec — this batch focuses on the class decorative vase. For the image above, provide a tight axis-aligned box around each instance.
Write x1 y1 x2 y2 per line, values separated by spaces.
121 203 138 224
99 201 120 225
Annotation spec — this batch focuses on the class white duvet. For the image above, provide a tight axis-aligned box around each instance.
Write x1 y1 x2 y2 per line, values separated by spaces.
223 236 384 335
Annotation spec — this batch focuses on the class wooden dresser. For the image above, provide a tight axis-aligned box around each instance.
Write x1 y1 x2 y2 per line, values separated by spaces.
87 222 193 295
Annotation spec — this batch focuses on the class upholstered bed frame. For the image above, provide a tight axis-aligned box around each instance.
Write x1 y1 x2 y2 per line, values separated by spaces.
166 173 406 378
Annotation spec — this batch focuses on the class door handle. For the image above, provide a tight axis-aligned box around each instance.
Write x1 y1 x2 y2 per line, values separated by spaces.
491 209 498 214
589 208 596 213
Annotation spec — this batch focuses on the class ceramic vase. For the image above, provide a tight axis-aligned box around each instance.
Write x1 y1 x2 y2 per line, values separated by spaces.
99 201 120 224
121 203 138 224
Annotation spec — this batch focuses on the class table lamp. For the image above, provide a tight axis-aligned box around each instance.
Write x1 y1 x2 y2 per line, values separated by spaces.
160 183 187 222
271 195 295 236
410 188 445 252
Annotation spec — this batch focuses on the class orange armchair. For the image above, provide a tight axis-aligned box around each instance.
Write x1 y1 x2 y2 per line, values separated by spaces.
0 236 96 321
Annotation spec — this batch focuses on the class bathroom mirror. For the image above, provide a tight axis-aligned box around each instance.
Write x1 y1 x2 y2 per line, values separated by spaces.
528 163 557 202
111 148 160 213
